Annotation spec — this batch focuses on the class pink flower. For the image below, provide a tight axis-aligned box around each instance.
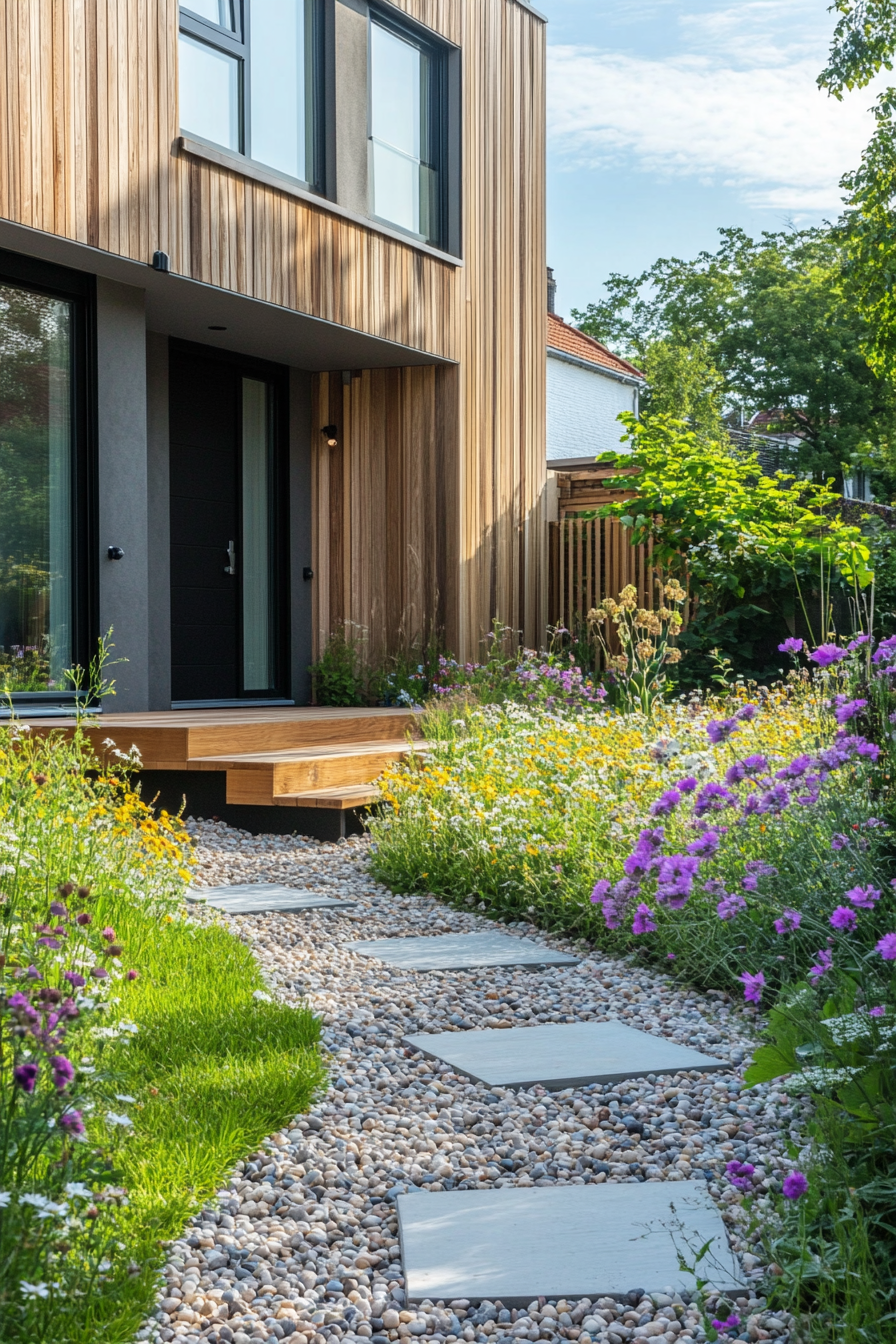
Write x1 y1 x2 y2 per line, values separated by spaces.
782 1171 808 1200
76 912 91 926
739 971 765 1004
809 948 833 979
101 927 116 943
829 905 857 932
51 1055 75 1092
60 1110 85 1136
126 969 139 982
876 933 896 960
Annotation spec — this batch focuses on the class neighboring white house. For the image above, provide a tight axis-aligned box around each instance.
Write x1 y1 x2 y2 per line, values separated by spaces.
546 303 646 471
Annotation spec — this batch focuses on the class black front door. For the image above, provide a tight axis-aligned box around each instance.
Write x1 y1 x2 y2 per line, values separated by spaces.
169 343 286 704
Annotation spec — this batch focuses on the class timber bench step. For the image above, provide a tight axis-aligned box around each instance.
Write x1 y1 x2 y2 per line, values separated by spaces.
275 783 383 810
223 739 429 806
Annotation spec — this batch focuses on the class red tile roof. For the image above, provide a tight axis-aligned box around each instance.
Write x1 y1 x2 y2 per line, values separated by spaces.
547 312 645 380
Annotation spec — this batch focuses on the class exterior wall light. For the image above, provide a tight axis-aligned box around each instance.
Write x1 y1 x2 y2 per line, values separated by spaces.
322 424 338 446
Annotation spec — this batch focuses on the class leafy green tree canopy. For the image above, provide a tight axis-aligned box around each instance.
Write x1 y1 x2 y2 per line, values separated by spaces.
571 227 896 483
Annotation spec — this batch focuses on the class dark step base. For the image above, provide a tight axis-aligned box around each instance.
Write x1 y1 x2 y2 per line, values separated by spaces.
134 769 368 841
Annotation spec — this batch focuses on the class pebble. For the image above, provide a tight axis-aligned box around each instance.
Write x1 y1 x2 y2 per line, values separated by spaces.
141 821 802 1344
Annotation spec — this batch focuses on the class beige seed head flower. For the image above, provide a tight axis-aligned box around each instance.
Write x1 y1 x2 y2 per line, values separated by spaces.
635 640 654 659
665 647 683 664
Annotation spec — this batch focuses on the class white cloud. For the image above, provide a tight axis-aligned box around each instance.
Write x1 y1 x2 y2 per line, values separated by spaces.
547 6 882 216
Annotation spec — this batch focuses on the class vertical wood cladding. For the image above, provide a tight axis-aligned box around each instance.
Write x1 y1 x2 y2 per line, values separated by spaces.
0 0 547 661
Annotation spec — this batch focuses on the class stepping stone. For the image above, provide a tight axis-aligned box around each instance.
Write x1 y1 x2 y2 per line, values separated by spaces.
402 1021 727 1089
397 1182 744 1304
186 882 355 913
346 932 578 971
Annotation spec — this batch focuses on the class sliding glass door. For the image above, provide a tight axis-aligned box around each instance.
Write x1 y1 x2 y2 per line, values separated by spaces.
0 282 75 693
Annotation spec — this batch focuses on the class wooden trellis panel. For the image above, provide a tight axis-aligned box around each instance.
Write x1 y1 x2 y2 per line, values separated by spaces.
552 517 657 633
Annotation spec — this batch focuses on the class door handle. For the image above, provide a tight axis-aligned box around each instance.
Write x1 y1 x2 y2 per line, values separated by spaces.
224 540 237 575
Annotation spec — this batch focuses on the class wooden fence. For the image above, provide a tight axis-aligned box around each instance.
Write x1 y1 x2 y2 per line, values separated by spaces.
549 516 657 632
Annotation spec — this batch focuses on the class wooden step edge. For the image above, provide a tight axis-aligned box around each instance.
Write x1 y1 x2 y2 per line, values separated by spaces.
274 784 383 810
192 739 431 767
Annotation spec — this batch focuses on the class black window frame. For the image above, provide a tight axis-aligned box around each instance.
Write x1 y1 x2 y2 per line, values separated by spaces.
0 249 97 711
367 4 450 251
178 0 327 192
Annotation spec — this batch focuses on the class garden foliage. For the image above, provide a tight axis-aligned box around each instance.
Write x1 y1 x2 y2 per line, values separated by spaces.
0 723 325 1343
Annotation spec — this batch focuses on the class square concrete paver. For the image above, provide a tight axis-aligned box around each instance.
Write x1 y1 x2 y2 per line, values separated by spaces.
346 932 579 971
186 882 355 913
402 1021 727 1089
398 1183 744 1304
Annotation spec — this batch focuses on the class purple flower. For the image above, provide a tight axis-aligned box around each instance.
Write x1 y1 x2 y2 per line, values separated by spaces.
778 638 804 655
89 967 109 980
126 970 139 982
51 1055 75 1092
726 1160 755 1191
48 901 69 919
746 860 778 876
835 698 868 725
876 933 896 960
739 971 765 1004
869 1005 886 1017
707 718 739 744
847 885 880 909
686 830 720 858
872 634 896 664
809 948 833 979
809 643 848 668
782 1171 808 1201
735 703 758 721
774 908 802 934
831 833 849 851
25 965 42 981
60 1110 85 1136
847 633 870 650
649 788 682 817
717 892 747 921
830 905 858 931
776 754 815 780
675 776 698 793
656 854 701 909
13 1062 39 1093
76 912 91 927
632 903 657 935
711 1315 741 1334
742 754 769 775
758 784 790 814
694 782 738 817
63 971 86 989
590 879 611 906
741 874 758 892
36 938 61 949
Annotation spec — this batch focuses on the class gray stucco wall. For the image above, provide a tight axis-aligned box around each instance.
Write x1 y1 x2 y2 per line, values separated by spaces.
289 368 314 705
146 332 171 710
335 0 370 216
95 277 150 711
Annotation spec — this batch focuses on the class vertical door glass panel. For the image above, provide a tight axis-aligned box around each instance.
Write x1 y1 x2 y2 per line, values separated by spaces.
0 284 72 692
182 0 235 30
241 378 274 691
250 0 315 183
178 32 240 149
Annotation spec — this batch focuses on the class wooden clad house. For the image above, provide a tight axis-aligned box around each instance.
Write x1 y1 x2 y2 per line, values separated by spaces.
0 0 548 724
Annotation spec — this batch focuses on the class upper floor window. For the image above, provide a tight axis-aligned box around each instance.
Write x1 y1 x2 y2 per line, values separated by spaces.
369 13 446 247
179 0 323 188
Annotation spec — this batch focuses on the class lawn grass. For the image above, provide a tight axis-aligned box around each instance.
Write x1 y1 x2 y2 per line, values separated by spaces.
68 897 329 1344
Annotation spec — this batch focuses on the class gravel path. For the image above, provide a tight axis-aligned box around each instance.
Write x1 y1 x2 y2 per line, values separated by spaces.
147 822 802 1344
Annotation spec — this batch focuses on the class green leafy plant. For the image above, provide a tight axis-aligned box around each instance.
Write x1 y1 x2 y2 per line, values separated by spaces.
309 629 365 706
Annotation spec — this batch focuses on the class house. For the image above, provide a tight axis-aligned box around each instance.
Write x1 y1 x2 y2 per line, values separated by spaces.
545 271 645 472
0 0 548 722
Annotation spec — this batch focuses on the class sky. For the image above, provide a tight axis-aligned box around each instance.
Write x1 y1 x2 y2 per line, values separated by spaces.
538 0 883 321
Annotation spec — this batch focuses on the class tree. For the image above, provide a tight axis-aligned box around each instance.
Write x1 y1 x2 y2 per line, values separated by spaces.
571 227 896 487
639 338 724 438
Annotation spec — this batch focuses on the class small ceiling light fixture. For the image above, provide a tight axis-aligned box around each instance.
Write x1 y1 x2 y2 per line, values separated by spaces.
208 324 227 331
322 424 338 446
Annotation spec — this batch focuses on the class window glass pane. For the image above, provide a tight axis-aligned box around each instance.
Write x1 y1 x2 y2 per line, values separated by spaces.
371 140 419 235
250 0 314 183
178 31 240 149
370 23 420 158
241 378 274 691
182 0 235 29
0 283 73 692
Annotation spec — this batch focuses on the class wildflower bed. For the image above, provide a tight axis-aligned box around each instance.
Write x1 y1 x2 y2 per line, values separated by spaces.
0 725 325 1344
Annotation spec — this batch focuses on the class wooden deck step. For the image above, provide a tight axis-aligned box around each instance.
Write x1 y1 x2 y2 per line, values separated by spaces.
222 739 429 806
21 707 421 769
278 783 382 810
